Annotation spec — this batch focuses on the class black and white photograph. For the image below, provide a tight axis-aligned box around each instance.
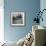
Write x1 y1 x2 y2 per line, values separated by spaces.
11 12 25 26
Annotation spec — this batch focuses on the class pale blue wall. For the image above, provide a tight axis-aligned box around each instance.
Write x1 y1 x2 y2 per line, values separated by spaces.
40 0 46 27
4 0 40 42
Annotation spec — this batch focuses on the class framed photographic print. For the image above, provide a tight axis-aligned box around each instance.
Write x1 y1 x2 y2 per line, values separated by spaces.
11 12 25 26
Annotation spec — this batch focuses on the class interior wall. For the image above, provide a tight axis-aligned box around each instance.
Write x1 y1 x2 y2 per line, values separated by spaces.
4 0 40 42
40 0 46 27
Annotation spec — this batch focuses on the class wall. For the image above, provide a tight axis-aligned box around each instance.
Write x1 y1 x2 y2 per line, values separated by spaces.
40 0 46 27
4 0 40 42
